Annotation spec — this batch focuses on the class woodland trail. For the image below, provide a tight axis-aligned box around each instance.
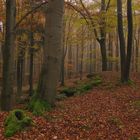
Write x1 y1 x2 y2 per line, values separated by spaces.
0 72 140 140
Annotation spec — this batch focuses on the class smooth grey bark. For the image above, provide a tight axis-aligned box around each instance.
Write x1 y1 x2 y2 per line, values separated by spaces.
38 0 64 106
1 0 16 111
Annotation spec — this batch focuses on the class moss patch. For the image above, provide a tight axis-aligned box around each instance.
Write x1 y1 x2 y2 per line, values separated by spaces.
4 109 32 137
59 76 102 97
28 93 52 116
76 83 93 93
131 100 140 109
130 136 140 140
76 78 102 94
108 116 123 129
60 87 76 97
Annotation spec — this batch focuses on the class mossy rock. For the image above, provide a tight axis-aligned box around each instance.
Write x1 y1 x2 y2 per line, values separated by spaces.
4 109 32 137
28 93 52 116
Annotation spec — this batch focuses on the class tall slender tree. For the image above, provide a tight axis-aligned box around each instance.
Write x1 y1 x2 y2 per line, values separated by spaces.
99 0 107 71
125 0 133 81
117 0 133 82
1 0 16 111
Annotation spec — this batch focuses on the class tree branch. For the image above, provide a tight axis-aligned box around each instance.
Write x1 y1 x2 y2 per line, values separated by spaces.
78 0 100 42
106 0 111 11
14 1 48 30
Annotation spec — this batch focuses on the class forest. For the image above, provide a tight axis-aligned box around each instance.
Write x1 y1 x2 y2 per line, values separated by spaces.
0 0 140 139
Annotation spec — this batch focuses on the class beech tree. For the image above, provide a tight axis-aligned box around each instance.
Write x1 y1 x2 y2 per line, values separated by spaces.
1 0 16 111
78 0 111 71
117 0 133 82
37 0 64 106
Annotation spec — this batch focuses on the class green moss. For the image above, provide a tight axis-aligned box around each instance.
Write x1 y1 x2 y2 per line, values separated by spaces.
60 87 76 97
4 109 32 137
93 75 102 80
56 94 67 101
28 92 52 116
130 136 140 140
119 79 135 86
83 83 93 90
131 100 140 109
77 83 93 93
77 79 102 93
91 79 102 86
108 116 123 129
59 76 102 97
127 80 135 86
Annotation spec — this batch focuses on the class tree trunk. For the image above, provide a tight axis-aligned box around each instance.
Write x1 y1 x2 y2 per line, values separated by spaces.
68 45 72 79
117 0 126 82
29 48 34 96
17 56 21 97
37 0 64 106
60 22 65 86
60 48 65 86
99 0 107 71
76 44 79 76
1 0 16 111
108 33 113 71
80 26 84 80
115 30 119 72
29 31 34 96
89 43 92 74
17 49 24 98
124 0 133 81
80 44 84 80
99 39 107 71
117 0 133 82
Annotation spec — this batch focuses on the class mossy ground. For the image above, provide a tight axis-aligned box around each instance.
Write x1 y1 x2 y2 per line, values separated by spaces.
28 92 52 116
59 76 102 97
4 109 32 137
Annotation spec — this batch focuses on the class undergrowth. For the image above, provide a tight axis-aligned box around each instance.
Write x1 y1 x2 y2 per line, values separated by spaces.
59 75 102 97
28 92 52 116
4 109 32 137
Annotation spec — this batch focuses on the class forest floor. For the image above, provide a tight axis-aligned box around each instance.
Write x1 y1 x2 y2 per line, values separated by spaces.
0 72 140 140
